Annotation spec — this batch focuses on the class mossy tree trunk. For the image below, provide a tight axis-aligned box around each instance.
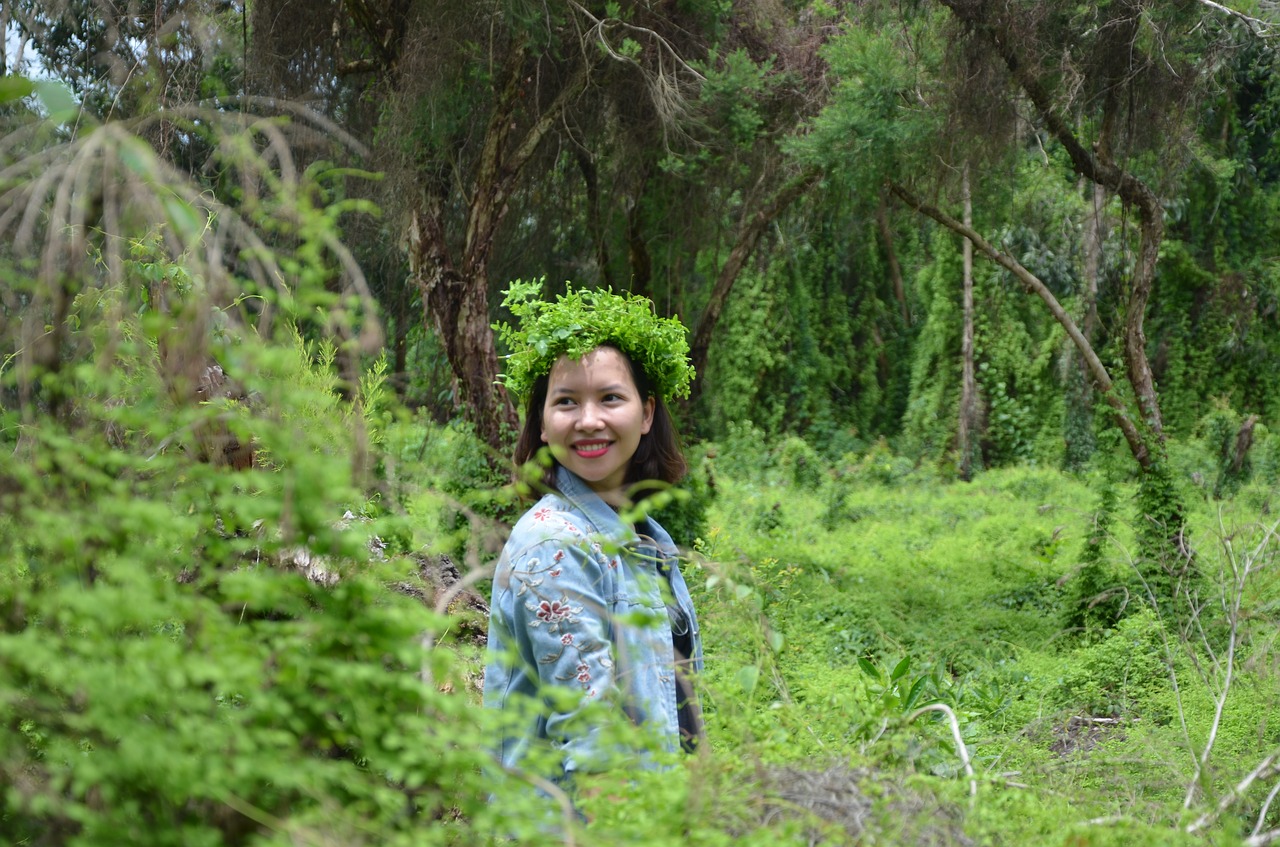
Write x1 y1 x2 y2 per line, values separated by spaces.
957 163 980 481
404 42 591 454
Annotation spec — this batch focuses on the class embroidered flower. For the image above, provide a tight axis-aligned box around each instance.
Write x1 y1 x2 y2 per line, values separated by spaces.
533 508 553 522
550 569 562 578
553 550 565 563
561 633 574 645
536 599 574 624
575 663 591 683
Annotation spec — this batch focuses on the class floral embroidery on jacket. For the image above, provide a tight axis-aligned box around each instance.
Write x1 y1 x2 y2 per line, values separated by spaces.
528 596 582 629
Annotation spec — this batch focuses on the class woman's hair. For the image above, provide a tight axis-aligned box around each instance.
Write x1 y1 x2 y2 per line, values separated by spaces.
513 344 687 501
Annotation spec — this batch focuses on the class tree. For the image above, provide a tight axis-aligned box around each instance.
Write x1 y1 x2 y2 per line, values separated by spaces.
245 1 727 451
248 0 840 450
906 0 1271 580
957 163 978 480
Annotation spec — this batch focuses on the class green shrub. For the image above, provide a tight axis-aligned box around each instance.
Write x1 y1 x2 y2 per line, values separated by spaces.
1055 609 1169 716
777 435 827 490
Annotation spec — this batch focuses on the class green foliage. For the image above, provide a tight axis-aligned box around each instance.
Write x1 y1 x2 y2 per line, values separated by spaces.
902 230 963 460
1196 398 1262 500
646 450 715 545
13 1 1280 840
789 13 946 191
699 439 1280 844
1055 609 1169 716
702 268 786 438
698 48 771 148
1063 483 1128 635
1134 454 1198 607
777 436 825 490
400 417 517 562
0 320 511 845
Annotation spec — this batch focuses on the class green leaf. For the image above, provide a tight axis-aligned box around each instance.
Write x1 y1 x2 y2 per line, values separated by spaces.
163 195 204 243
0 75 36 105
768 630 785 654
33 80 78 125
904 677 928 711
736 665 759 695
118 138 155 177
890 656 911 682
857 656 879 679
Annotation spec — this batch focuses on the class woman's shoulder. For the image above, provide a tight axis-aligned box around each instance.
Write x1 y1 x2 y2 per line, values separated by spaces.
506 492 597 550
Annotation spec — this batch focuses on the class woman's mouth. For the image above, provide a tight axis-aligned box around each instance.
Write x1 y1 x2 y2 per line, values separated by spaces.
573 440 612 458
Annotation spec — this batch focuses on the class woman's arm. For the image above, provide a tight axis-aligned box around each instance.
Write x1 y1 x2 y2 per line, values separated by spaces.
503 536 619 775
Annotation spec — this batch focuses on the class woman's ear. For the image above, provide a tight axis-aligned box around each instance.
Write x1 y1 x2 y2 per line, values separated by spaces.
641 396 656 435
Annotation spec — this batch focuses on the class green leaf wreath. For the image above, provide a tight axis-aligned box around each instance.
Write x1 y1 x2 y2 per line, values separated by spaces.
493 279 696 402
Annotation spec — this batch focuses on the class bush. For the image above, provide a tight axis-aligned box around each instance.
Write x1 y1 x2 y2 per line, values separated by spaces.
1055 609 1168 716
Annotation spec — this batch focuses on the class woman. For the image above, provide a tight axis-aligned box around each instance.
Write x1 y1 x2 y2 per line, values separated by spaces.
483 282 703 784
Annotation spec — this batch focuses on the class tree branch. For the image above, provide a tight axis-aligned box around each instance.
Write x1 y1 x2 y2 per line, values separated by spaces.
908 703 977 800
1187 748 1280 835
890 180 1150 468
936 0 1166 440
687 168 821 387
1194 0 1277 37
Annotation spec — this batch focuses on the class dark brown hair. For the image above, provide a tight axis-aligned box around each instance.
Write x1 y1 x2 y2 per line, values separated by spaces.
513 344 687 501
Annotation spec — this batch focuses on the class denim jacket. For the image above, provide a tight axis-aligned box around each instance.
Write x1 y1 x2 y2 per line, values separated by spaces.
483 466 703 777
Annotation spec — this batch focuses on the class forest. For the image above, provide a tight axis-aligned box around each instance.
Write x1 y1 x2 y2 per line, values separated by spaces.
3 0 1280 844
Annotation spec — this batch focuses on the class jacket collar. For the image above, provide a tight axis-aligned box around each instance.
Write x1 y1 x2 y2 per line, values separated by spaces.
554 465 678 556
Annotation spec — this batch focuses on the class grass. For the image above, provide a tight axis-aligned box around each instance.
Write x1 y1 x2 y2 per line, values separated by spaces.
673 456 1280 845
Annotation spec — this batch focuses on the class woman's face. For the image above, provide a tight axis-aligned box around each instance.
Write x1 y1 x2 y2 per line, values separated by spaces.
541 346 655 506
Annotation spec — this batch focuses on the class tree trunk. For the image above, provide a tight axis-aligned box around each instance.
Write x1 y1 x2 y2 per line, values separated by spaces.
409 198 514 454
935 0 1191 585
687 168 820 399
576 149 615 290
1082 181 1106 344
404 42 592 455
938 0 1166 447
1231 414 1259 476
1064 179 1106 469
626 192 652 298
876 191 910 326
894 178 1194 590
957 164 979 481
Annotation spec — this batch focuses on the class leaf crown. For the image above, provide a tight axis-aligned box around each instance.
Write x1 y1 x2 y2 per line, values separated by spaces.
494 279 695 403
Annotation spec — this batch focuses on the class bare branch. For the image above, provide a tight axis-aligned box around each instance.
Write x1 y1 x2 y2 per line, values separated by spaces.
908 704 977 800
1194 0 1278 38
1246 829 1280 847
1254 779 1280 840
1187 748 1280 834
566 0 704 144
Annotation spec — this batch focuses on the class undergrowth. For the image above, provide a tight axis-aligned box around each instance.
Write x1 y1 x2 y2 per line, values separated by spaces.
6 376 1280 845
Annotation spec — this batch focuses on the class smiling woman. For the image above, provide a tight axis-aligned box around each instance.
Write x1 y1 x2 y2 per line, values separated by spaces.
539 346 656 505
484 282 702 809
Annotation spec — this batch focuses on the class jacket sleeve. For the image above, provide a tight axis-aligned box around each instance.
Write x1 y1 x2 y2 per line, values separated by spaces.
504 532 619 775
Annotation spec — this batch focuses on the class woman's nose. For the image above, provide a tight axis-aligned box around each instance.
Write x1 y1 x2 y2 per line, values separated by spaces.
577 402 604 430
